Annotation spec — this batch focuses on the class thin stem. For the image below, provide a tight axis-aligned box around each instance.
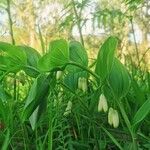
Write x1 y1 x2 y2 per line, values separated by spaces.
67 61 100 80
6 0 15 45
6 0 17 101
38 25 45 54
117 100 138 150
130 17 140 66
48 101 53 150
72 0 84 46
60 82 91 114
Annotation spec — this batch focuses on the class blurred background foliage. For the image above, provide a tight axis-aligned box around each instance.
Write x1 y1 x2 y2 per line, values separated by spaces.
0 0 149 69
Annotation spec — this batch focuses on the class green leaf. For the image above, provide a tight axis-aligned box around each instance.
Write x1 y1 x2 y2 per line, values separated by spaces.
67 41 88 72
102 127 123 150
0 56 12 71
0 42 27 72
64 41 88 91
108 58 130 99
29 97 47 130
1 129 10 150
132 98 150 127
22 74 50 123
0 100 7 124
19 46 41 67
64 71 88 91
95 36 118 82
29 107 39 130
38 39 69 72
131 79 145 105
0 84 11 101
0 42 27 65
19 46 41 77
89 87 101 113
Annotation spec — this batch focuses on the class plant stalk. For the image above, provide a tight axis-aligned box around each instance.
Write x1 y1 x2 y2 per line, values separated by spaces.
130 17 140 67
6 0 15 45
72 0 84 47
67 61 100 80
117 100 138 150
6 0 17 101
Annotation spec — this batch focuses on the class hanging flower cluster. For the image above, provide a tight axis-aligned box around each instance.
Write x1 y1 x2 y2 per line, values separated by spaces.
98 94 119 128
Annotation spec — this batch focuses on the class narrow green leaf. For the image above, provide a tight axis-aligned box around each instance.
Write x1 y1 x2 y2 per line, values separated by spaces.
1 129 10 150
95 36 118 82
102 127 123 150
132 98 150 127
108 58 130 99
22 74 50 122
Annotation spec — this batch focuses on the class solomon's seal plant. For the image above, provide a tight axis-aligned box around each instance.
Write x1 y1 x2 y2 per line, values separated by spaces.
0 36 149 150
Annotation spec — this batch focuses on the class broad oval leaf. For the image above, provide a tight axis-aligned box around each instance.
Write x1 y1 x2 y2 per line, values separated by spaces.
38 39 69 72
108 58 131 99
0 42 27 72
19 46 41 67
95 36 118 82
0 42 27 65
67 41 88 72
19 46 41 77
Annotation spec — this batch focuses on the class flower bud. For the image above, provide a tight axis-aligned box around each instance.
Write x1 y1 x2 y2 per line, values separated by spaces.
81 78 87 92
78 77 83 90
64 101 72 116
108 107 114 125
98 97 103 112
112 109 119 128
108 108 119 128
98 94 108 112
78 77 87 92
56 71 63 80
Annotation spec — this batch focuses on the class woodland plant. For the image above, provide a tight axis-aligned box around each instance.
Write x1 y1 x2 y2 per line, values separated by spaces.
0 36 150 150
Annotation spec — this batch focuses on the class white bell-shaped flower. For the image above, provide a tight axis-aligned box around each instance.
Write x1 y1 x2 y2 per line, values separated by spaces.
81 78 87 92
98 94 108 112
108 107 114 125
78 77 87 92
56 71 63 80
108 107 119 128
112 109 119 128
